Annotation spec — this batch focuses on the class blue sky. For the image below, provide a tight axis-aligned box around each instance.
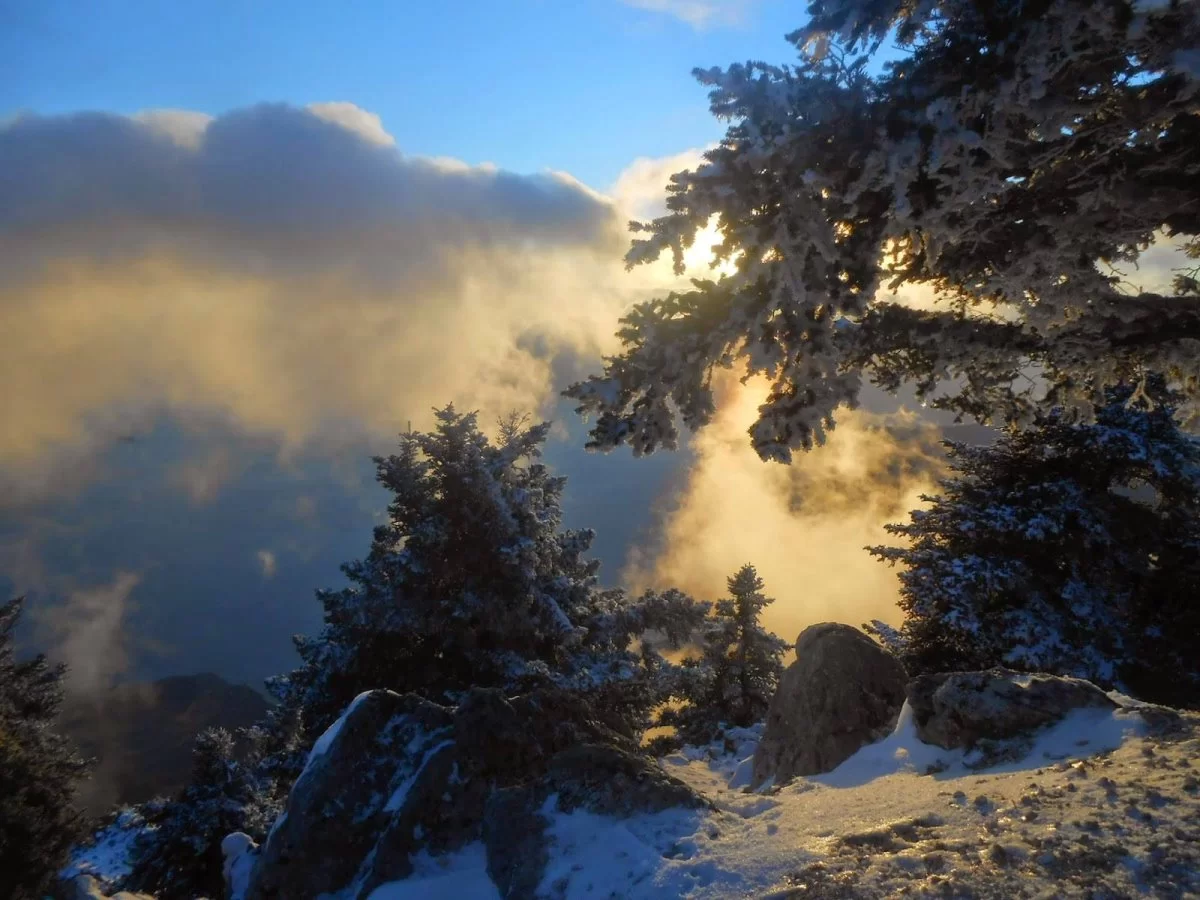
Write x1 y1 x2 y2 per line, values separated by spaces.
4 0 801 188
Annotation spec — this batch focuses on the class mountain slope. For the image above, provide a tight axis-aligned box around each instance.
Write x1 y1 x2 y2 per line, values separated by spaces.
60 673 270 815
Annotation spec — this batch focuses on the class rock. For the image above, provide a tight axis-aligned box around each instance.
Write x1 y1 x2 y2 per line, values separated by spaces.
244 690 454 900
245 686 700 900
481 784 553 900
751 623 907 788
908 669 1118 750
482 743 709 898
352 740 464 897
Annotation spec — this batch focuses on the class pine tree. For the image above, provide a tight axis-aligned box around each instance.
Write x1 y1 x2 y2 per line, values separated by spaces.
124 727 263 900
870 382 1200 708
567 0 1200 462
0 596 89 900
133 412 711 895
267 407 708 759
662 565 790 745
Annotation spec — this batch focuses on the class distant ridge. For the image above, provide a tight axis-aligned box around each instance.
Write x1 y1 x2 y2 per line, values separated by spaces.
60 673 270 816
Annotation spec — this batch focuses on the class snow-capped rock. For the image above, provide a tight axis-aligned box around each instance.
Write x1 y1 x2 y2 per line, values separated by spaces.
243 686 703 900
907 668 1184 765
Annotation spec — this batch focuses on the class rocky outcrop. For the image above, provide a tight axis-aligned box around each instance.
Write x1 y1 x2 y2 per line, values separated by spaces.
244 690 454 899
751 623 907 788
907 669 1187 769
242 686 706 900
909 669 1115 747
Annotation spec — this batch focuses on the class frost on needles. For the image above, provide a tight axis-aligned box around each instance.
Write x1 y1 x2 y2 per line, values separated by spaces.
566 0 1200 461
265 407 710 756
867 380 1200 708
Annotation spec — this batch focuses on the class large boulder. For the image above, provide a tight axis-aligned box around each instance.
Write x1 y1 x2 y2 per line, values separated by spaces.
243 686 700 900
907 669 1119 750
751 623 907 788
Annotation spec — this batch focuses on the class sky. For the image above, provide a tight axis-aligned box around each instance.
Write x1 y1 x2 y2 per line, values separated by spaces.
0 0 973 698
2 0 808 188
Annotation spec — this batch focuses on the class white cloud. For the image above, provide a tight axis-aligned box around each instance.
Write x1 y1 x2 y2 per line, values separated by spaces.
0 109 963 686
0 105 737 530
133 109 213 150
609 147 710 222
257 549 277 578
0 103 637 474
307 101 395 147
618 0 756 28
33 572 142 696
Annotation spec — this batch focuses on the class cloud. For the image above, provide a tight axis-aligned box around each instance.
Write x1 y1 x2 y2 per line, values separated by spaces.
168 446 242 506
132 109 213 150
306 102 395 147
625 373 947 645
257 549 277 579
0 113 724 698
610 147 710 222
0 107 950 703
619 0 757 28
32 571 142 696
0 104 681 489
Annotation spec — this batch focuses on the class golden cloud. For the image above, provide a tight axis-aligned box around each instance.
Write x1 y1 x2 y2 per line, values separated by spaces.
0 105 705 497
625 373 948 645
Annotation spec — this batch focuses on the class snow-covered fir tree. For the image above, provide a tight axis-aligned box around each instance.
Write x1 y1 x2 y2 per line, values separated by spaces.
123 727 263 900
567 0 1200 461
0 596 88 900
870 382 1200 708
660 565 790 746
267 407 708 763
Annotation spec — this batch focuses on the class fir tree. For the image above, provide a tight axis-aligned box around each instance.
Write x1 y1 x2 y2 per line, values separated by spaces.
0 596 89 900
268 407 707 760
870 383 1200 708
124 727 263 900
567 0 1200 461
662 565 790 745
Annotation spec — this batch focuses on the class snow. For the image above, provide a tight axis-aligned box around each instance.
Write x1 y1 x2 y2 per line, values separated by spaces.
726 754 754 790
811 701 1148 788
529 705 1195 898
61 808 148 888
538 803 721 899
384 739 455 811
306 690 374 766
334 701 1196 899
808 702 958 788
366 843 499 900
222 832 257 900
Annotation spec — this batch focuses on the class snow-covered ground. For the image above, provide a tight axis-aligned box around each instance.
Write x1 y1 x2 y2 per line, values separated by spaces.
370 703 1199 899
62 807 151 890
73 703 1200 899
